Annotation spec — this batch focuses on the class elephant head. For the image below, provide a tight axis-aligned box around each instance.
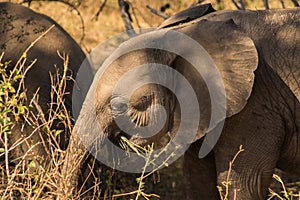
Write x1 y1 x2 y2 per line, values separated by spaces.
63 8 258 194
78 20 257 149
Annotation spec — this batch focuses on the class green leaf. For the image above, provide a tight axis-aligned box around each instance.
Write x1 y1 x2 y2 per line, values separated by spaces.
28 160 36 168
17 106 27 115
55 130 63 136
1 108 11 114
8 98 17 106
114 189 121 194
59 112 66 120
0 148 5 153
4 60 11 66
2 126 12 134
31 185 38 193
42 125 49 133
13 74 23 81
19 92 26 99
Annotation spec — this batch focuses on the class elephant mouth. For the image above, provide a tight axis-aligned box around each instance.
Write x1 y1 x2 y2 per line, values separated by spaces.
108 129 130 144
128 135 149 146
108 130 152 146
108 129 158 149
127 131 172 151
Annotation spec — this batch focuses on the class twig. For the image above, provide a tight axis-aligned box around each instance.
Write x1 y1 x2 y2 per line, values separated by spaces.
118 0 136 37
218 145 244 200
231 0 245 10
4 131 10 189
94 0 108 21
146 5 169 19
224 145 244 199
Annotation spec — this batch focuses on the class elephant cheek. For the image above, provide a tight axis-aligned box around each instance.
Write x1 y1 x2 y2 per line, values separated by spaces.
127 110 171 147
147 111 172 147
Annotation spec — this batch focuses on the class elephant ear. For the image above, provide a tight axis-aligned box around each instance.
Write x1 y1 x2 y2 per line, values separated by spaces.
158 3 215 29
183 19 258 117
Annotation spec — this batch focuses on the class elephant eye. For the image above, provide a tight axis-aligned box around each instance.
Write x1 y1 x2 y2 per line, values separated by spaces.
110 97 128 116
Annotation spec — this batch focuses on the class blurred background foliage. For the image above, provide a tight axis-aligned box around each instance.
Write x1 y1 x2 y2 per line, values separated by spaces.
1 0 298 53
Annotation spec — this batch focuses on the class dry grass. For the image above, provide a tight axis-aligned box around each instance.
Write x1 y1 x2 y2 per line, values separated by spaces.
0 26 74 199
217 145 245 200
268 174 300 200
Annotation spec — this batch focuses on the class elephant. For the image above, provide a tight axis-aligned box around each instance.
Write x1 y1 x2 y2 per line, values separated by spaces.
0 2 91 173
62 3 300 200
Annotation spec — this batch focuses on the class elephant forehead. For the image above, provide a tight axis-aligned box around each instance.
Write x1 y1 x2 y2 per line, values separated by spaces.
97 59 173 92
130 84 167 99
98 65 161 88
96 79 166 101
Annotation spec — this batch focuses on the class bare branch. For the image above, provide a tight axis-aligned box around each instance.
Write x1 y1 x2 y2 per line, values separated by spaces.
280 0 286 8
118 0 136 37
232 0 242 10
94 0 108 21
232 0 245 10
146 5 170 19
290 0 300 7
239 0 245 10
128 1 141 29
264 0 270 9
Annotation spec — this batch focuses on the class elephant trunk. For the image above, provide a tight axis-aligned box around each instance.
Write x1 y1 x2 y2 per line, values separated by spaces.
60 127 89 198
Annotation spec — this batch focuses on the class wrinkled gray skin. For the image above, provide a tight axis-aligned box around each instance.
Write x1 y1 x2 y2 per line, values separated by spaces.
63 4 300 199
0 3 89 170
